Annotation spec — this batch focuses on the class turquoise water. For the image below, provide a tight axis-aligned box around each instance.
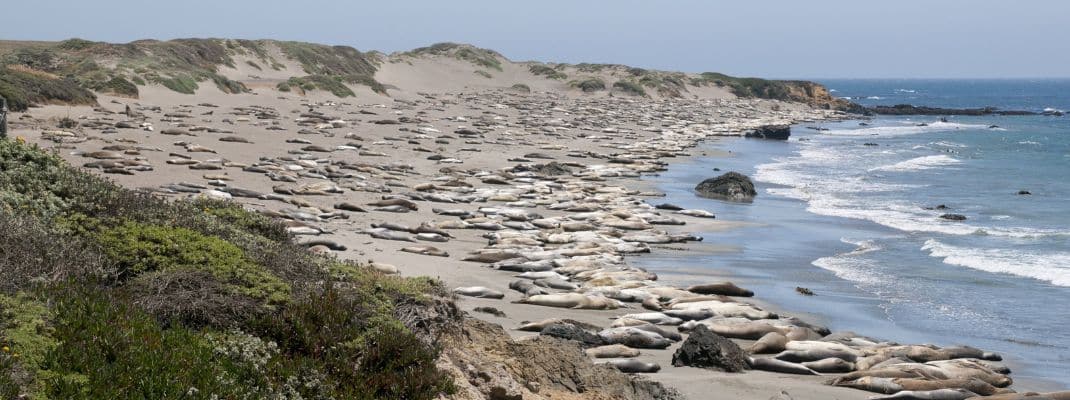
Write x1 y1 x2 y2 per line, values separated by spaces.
636 79 1070 388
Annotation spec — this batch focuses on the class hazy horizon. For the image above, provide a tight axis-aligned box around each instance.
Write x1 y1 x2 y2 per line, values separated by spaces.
5 0 1069 79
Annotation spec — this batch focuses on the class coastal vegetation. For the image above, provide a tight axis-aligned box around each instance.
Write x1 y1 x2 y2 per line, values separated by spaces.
570 77 606 92
528 64 568 80
613 80 647 96
405 42 504 72
0 38 386 107
0 139 455 399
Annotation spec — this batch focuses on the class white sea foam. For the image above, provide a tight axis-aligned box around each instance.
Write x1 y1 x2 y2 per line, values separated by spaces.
822 121 989 137
931 140 967 148
895 89 917 93
869 155 961 172
1018 141 1041 145
755 142 1070 239
812 239 886 285
867 96 884 100
922 239 1070 287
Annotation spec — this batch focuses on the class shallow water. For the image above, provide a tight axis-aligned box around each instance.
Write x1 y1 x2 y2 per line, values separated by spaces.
634 79 1070 389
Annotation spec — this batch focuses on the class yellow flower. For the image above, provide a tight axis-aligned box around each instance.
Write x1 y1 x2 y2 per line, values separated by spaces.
15 136 26 144
1 346 9 353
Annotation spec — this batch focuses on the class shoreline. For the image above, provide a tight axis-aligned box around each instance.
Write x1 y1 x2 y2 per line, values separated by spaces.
631 132 1069 393
14 86 1044 399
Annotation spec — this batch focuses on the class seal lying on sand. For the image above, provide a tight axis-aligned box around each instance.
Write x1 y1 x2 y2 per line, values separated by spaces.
601 359 660 373
686 281 754 297
453 286 505 299
586 344 641 358
514 293 620 310
747 357 819 375
867 388 975 400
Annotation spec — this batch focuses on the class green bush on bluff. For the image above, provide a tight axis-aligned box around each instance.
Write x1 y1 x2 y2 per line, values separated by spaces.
0 139 456 399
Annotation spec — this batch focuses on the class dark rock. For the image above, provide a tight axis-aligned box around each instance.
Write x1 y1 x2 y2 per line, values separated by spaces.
924 204 949 210
867 104 1037 116
540 323 605 348
940 213 967 221
795 287 814 296
863 142 878 146
746 124 791 140
695 172 756 202
671 325 748 372
1018 190 1031 195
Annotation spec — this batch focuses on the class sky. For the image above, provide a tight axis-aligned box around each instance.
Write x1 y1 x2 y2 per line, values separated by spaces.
4 0 1069 79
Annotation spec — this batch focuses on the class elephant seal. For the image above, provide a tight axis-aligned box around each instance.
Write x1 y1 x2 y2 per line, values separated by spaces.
867 388 975 400
686 281 754 297
515 293 619 310
586 344 641 358
627 323 682 342
610 318 651 328
776 349 859 363
400 245 449 257
368 262 399 274
597 327 672 349
516 318 600 333
601 359 660 373
748 332 789 354
452 286 505 299
508 280 549 296
641 297 663 311
617 312 683 326
972 392 1070 400
802 357 855 373
747 357 819 375
334 202 367 212
368 229 415 242
367 198 418 210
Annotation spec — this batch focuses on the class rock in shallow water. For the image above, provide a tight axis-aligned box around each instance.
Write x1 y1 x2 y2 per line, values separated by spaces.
694 172 757 202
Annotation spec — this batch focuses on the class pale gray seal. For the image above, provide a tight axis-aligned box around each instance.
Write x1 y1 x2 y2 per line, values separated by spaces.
453 286 505 299
747 357 819 375
585 344 641 358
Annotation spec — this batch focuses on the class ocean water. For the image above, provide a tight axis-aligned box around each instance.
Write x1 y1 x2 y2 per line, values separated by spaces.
635 79 1070 388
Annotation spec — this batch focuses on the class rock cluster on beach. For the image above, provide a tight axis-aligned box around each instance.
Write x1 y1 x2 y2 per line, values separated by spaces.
14 70 1052 399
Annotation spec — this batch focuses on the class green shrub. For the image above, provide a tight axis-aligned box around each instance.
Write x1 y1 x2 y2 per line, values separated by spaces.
474 70 492 79
510 83 531 92
613 80 647 96
570 77 605 92
156 74 198 94
528 65 567 80
245 60 262 70
0 68 97 111
209 73 247 94
41 287 249 399
0 292 57 398
255 284 453 399
93 221 291 304
98 76 138 97
0 137 455 399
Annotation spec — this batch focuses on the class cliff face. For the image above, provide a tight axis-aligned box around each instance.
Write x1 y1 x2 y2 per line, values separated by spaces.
779 80 865 113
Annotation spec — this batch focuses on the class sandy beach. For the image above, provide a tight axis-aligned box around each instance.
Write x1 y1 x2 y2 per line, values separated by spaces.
5 47 1035 400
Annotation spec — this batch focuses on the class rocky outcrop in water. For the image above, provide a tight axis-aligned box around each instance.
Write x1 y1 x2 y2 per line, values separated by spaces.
745 124 791 140
695 172 757 202
867 104 1038 116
